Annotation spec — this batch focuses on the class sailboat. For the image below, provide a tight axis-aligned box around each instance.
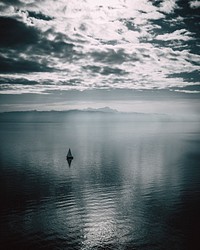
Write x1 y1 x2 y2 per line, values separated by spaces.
66 148 73 166
67 148 73 160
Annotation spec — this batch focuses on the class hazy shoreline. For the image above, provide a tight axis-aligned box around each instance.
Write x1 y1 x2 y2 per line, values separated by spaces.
0 108 199 123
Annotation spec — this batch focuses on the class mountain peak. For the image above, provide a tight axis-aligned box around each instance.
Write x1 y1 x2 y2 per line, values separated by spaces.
84 107 118 113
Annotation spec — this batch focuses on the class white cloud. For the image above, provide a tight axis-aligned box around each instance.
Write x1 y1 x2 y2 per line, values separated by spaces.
189 0 200 8
156 29 194 41
159 0 178 14
174 90 200 93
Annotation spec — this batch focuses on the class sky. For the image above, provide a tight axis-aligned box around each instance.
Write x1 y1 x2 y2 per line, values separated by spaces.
0 0 199 115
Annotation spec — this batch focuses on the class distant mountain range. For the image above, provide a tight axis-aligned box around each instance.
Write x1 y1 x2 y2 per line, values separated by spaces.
0 107 198 122
84 107 118 113
0 107 118 114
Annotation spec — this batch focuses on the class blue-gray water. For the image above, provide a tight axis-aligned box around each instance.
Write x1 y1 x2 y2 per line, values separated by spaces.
0 116 200 250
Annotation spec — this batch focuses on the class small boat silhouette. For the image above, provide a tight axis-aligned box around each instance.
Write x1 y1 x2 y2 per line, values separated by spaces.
67 148 73 159
66 148 73 166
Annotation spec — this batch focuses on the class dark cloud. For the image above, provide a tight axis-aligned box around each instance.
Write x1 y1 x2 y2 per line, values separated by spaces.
0 77 38 86
36 35 74 59
168 70 200 83
82 65 128 76
0 11 46 75
0 17 39 48
0 55 52 73
170 84 200 92
28 11 53 21
0 0 22 5
90 49 134 64
60 78 82 86
0 17 74 73
100 66 128 76
151 0 163 8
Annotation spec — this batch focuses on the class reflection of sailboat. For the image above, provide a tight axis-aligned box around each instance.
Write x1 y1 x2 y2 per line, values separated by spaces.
66 148 73 166
67 157 73 167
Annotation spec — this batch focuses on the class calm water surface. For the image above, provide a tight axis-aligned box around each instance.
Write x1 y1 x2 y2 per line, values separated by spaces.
0 119 200 250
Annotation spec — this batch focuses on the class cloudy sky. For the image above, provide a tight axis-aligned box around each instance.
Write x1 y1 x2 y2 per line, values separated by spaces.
0 0 199 114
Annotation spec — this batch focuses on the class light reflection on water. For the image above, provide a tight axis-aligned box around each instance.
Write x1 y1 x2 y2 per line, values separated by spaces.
0 120 200 249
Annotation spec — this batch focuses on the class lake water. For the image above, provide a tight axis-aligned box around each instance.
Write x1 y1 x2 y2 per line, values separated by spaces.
0 117 200 249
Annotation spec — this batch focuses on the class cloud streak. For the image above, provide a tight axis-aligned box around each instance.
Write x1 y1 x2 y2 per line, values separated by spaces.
0 0 199 94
